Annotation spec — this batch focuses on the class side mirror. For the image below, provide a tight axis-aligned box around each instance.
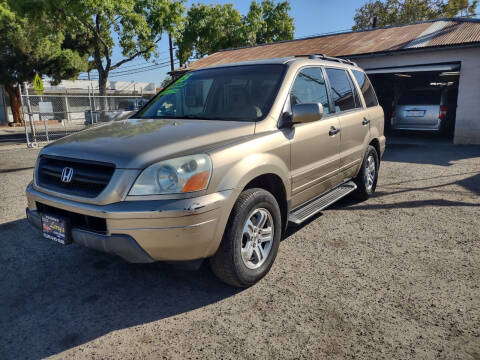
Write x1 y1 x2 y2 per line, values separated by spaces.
292 103 323 124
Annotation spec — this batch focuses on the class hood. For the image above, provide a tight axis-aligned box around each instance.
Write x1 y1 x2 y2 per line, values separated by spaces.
41 118 255 169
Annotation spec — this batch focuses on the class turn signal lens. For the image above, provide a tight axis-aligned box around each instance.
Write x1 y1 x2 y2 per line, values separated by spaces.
182 170 210 192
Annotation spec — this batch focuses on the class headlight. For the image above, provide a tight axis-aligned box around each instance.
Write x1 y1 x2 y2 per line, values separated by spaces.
129 154 212 195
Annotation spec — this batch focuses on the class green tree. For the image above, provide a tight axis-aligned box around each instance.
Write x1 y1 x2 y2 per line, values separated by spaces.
160 75 173 89
243 1 295 46
176 1 294 65
353 0 478 30
175 3 245 65
29 0 184 111
0 0 87 124
444 0 478 15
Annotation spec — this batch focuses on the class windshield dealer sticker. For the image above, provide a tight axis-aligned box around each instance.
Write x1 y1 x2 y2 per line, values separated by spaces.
159 73 192 96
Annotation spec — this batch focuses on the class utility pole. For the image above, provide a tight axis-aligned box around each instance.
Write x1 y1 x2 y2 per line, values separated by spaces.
168 34 174 72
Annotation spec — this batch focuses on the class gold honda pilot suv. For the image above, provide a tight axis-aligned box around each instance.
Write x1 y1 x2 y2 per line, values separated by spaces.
26 55 385 287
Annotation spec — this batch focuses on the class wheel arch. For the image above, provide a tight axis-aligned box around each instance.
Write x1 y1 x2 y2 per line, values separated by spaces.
243 173 289 234
205 154 290 257
369 138 381 159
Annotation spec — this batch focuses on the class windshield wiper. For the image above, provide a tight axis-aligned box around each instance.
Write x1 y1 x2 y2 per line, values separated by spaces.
179 114 224 120
139 114 211 120
141 114 252 121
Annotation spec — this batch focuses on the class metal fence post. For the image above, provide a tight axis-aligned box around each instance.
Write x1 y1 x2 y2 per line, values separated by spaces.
62 89 69 136
88 86 93 125
64 89 71 122
134 83 137 108
91 85 97 124
24 82 37 145
18 84 31 147
40 92 50 142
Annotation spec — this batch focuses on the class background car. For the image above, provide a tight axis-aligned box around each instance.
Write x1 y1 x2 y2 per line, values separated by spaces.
391 88 448 131
84 99 149 125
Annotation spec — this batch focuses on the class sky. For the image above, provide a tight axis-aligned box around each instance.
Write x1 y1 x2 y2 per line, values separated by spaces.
79 0 478 87
79 0 365 86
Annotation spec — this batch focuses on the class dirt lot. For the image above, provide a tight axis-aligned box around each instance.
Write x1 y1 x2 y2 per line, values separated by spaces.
1 138 479 360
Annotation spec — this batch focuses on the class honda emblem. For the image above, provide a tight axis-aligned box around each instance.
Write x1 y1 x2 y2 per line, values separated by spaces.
61 167 74 183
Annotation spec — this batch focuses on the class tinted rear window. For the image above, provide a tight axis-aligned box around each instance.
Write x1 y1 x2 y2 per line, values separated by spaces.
398 91 440 105
352 70 378 107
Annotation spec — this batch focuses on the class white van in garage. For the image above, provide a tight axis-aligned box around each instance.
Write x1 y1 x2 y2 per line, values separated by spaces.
391 88 448 131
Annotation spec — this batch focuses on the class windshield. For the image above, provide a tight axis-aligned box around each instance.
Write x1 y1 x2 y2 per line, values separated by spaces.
137 64 286 122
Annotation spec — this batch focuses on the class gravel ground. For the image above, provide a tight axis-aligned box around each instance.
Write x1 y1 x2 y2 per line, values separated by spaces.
0 138 479 359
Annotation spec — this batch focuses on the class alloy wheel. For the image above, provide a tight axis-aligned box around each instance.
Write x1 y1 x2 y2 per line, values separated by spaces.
364 154 376 191
241 208 274 269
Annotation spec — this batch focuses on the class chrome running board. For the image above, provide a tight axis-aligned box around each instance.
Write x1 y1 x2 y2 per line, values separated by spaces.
288 181 357 224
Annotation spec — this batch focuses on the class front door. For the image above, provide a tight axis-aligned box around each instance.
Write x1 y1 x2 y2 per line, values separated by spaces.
289 67 342 209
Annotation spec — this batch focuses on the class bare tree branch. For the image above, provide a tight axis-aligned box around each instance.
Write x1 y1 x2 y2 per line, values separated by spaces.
110 36 161 70
110 47 152 70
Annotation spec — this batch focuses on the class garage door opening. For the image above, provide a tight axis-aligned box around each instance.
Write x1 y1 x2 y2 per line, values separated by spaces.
366 63 460 141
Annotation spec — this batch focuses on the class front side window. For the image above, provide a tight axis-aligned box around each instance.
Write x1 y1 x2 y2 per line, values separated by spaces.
290 67 331 114
137 64 286 122
352 70 378 107
325 68 356 112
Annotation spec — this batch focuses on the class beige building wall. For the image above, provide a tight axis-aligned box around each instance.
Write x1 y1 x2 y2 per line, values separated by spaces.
352 47 480 145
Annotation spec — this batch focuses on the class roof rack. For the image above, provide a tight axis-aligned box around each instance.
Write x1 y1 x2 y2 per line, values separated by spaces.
294 54 357 66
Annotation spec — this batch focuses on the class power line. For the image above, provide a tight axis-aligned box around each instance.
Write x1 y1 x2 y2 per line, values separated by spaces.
80 56 173 78
77 54 194 81
79 60 176 80
77 60 181 80
108 62 172 77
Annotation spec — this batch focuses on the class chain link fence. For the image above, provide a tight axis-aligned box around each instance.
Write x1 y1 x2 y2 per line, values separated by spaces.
20 89 152 147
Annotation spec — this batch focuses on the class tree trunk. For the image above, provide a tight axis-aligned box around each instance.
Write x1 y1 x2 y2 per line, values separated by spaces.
98 72 108 120
5 85 24 125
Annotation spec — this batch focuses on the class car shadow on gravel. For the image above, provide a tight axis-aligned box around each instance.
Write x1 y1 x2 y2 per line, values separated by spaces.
284 170 479 238
383 142 480 167
0 218 242 360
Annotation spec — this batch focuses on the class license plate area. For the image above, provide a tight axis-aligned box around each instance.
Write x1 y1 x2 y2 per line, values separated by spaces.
407 110 425 117
41 213 72 245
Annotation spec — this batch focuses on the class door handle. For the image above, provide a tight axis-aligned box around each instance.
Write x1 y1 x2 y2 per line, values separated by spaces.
329 127 340 136
362 118 370 126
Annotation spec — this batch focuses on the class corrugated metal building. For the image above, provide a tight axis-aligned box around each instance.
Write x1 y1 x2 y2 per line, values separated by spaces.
179 18 480 144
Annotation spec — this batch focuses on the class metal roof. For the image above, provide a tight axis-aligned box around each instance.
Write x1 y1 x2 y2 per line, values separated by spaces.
182 18 480 71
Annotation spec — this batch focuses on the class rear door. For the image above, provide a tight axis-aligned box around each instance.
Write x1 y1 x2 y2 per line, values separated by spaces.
325 67 370 180
289 67 342 209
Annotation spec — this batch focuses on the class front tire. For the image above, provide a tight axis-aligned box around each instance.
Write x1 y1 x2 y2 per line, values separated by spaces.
352 145 379 200
209 188 282 287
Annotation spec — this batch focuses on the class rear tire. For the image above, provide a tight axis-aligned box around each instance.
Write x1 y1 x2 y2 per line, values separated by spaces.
209 188 282 287
352 145 379 201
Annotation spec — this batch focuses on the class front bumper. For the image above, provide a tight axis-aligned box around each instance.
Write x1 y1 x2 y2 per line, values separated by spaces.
26 184 238 262
27 208 154 263
391 118 441 131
